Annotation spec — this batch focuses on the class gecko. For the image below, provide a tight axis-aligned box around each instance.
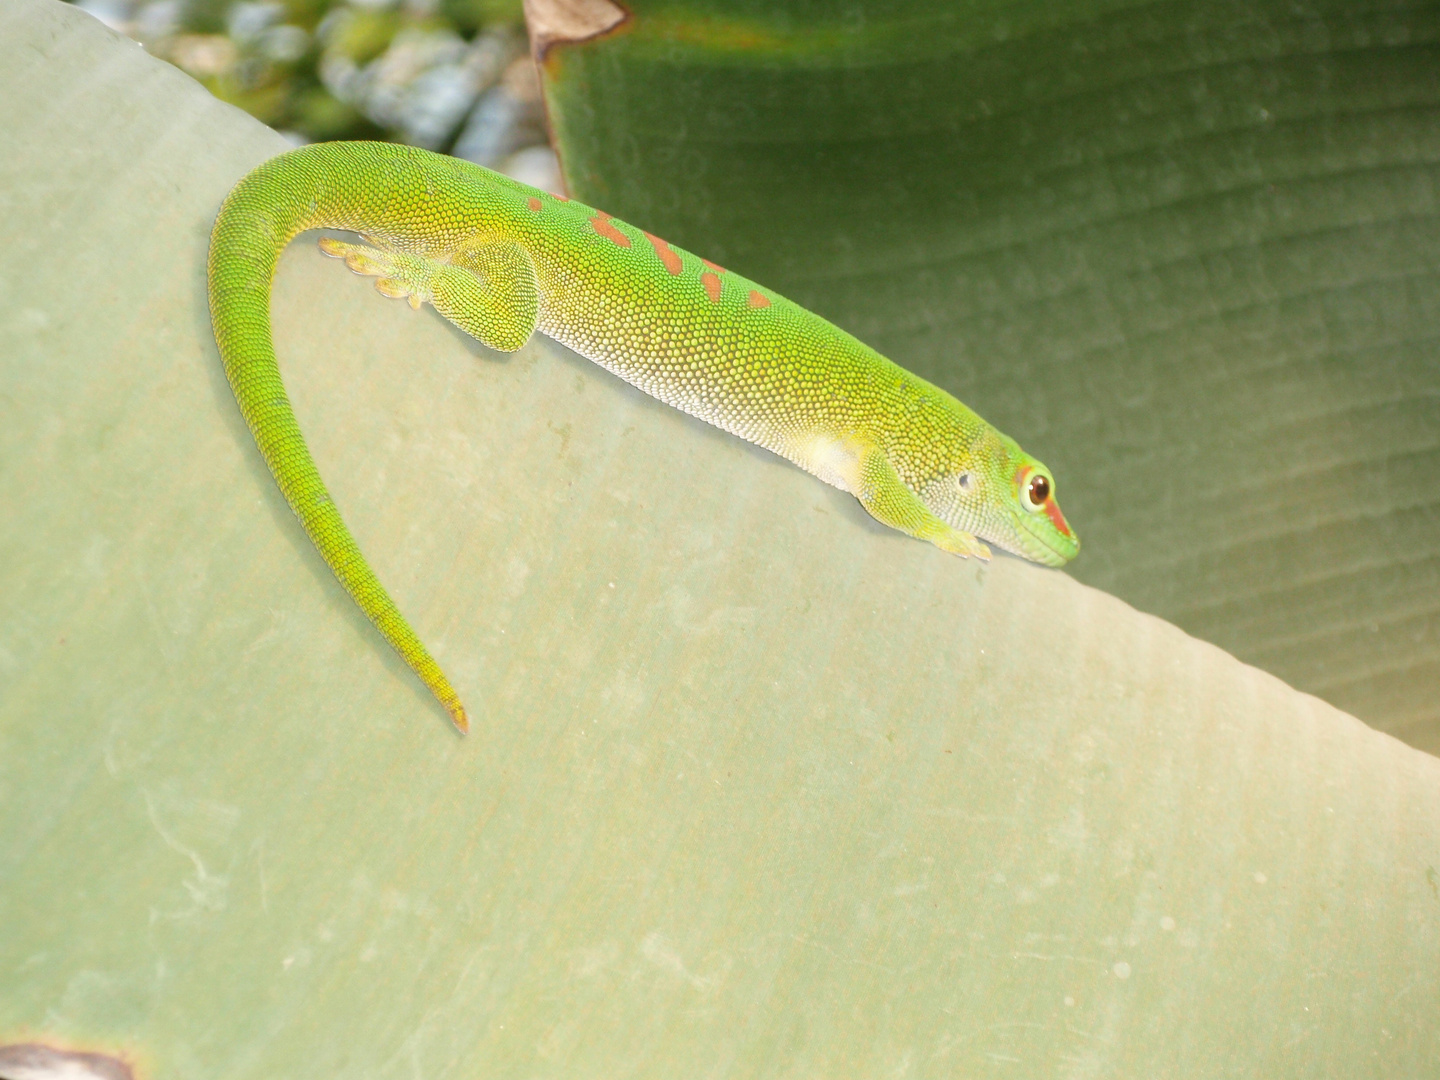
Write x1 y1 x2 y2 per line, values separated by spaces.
208 141 1078 733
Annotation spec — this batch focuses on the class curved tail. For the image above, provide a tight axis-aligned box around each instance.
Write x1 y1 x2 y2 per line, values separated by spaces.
207 144 468 732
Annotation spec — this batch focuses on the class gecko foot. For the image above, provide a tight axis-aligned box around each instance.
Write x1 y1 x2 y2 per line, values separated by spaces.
319 237 427 310
931 530 992 560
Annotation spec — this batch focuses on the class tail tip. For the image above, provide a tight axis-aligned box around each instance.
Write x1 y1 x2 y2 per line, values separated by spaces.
450 704 470 735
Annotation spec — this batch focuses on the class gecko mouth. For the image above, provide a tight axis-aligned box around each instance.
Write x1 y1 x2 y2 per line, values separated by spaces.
1013 511 1079 567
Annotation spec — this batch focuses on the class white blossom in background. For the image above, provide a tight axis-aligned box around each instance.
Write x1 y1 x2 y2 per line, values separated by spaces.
318 20 523 150
67 0 557 176
453 55 545 166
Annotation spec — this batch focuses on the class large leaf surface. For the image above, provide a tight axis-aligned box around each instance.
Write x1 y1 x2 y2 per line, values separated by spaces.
541 0 1440 752
1 2 1438 1077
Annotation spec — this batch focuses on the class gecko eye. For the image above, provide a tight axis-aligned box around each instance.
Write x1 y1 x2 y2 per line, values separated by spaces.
1023 471 1050 509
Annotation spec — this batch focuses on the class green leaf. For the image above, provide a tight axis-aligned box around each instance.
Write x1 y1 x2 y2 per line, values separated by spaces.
541 0 1440 752
1 1 1438 1076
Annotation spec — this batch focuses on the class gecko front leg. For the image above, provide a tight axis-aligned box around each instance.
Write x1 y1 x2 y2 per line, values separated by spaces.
854 447 992 560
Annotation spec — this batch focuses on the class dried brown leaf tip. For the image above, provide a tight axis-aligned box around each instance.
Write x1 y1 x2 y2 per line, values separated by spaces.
523 0 630 61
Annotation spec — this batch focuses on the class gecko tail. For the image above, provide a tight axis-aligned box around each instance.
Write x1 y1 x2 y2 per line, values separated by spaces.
208 143 475 733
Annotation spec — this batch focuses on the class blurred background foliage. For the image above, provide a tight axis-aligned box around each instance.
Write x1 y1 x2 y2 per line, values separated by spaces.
67 0 563 190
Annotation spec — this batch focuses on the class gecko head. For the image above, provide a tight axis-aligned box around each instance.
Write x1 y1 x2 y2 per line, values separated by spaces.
932 432 1079 567
988 437 1079 567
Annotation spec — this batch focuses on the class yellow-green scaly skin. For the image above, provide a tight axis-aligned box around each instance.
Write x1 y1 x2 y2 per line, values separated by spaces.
208 141 1078 732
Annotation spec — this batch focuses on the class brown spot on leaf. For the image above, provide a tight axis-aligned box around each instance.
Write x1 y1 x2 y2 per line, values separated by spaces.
525 0 630 64
0 1043 136 1080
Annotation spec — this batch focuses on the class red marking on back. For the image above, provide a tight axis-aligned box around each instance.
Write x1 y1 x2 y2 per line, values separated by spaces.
747 290 770 308
644 232 683 275
1043 497 1073 538
701 271 723 303
527 196 542 212
701 258 727 273
591 211 631 248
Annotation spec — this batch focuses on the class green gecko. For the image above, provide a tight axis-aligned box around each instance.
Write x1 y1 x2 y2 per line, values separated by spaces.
208 141 1078 733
